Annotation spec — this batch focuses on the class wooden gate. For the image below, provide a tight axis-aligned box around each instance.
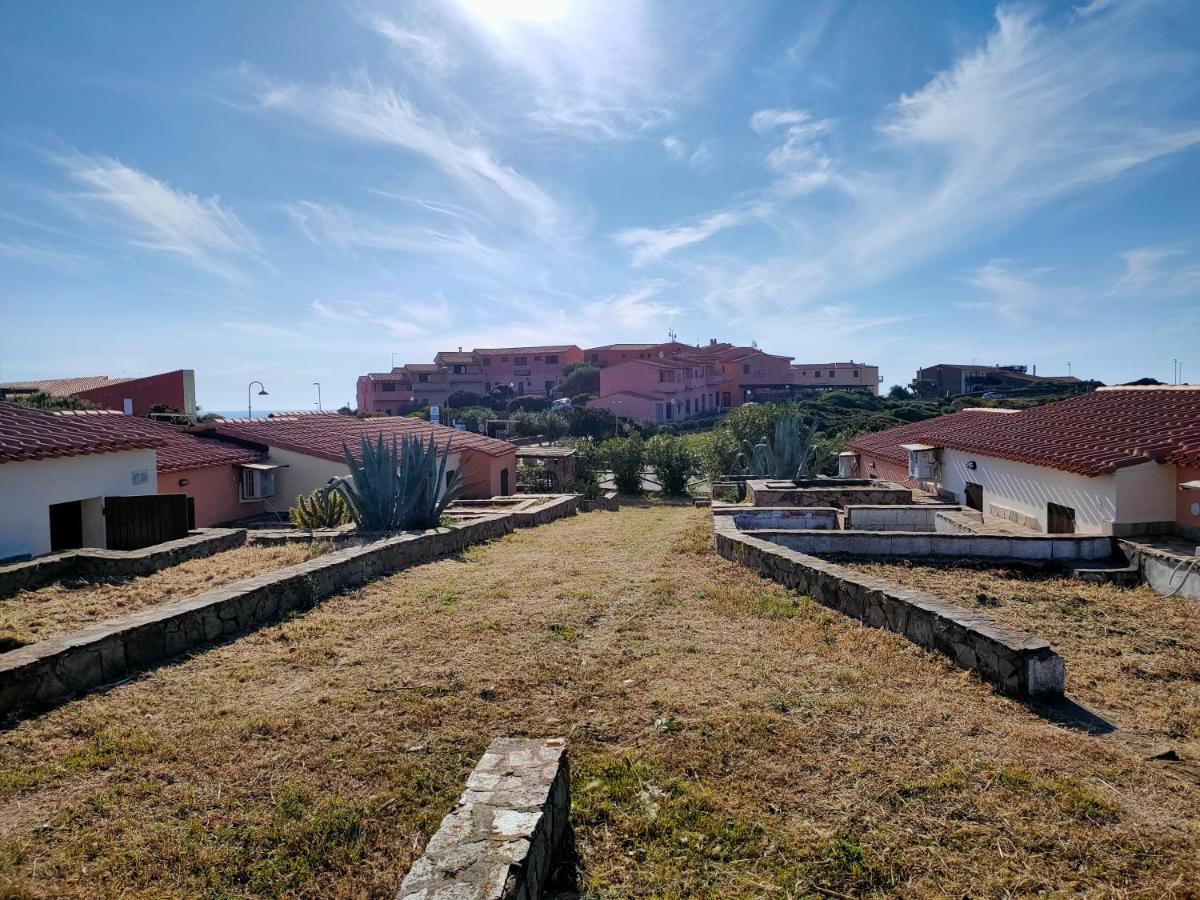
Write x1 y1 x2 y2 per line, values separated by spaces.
964 482 984 512
104 494 190 551
1046 502 1076 534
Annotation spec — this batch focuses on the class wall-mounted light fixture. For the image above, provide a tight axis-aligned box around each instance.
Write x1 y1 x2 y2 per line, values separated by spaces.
966 460 977 470
178 478 190 487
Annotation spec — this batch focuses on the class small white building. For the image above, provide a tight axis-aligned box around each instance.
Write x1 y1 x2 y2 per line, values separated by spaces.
847 387 1200 537
0 402 160 559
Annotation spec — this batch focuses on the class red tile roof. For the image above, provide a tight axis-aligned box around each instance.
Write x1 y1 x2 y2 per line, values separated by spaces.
0 402 161 464
51 411 264 473
402 364 440 373
209 412 517 462
473 345 579 355
0 375 129 397
850 388 1200 476
434 351 478 364
849 410 1017 466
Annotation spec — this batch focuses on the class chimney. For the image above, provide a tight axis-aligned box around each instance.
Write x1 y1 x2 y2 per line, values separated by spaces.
1032 364 1037 376
709 338 717 346
458 346 462 352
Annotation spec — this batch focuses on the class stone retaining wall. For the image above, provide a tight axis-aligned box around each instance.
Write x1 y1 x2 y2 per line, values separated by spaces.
508 494 579 527
1120 539 1200 601
580 491 619 513
844 505 959 532
0 515 514 721
0 529 247 598
746 527 1111 561
713 517 1064 697
746 479 912 509
398 737 572 900
714 507 839 531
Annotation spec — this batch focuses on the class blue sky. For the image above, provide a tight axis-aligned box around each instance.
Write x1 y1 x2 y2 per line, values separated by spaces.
1 0 1198 411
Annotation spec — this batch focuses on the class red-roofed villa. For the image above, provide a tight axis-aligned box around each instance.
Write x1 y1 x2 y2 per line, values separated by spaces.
845 387 1200 537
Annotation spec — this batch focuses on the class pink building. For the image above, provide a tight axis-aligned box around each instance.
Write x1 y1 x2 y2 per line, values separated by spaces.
0 369 198 417
356 370 415 415
474 345 583 397
590 357 725 424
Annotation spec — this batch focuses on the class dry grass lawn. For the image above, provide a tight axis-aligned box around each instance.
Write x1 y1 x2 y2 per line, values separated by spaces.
847 558 1200 759
0 542 332 647
0 503 1197 898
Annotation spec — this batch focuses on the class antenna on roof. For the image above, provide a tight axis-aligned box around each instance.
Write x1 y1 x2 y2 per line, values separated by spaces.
751 338 758 349
668 329 677 342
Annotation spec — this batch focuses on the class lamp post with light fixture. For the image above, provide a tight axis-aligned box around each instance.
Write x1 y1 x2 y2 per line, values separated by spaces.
248 381 268 419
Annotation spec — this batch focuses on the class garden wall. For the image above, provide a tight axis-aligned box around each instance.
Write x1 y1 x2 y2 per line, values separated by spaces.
0 515 513 721
713 517 1065 697
844 505 958 532
398 737 572 900
746 480 912 508
0 529 247 598
746 528 1112 561
714 507 839 531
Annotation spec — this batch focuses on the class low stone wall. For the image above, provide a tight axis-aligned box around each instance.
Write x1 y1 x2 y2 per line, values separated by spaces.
988 503 1040 531
580 491 619 513
713 518 1064 697
844 505 959 532
745 527 1112 562
746 479 912 509
0 529 247 598
714 506 839 531
507 494 579 527
398 737 572 900
0 515 514 721
1120 539 1200 601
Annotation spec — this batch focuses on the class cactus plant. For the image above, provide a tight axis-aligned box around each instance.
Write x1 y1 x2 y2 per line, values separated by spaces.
330 433 464 532
289 487 350 529
733 414 824 481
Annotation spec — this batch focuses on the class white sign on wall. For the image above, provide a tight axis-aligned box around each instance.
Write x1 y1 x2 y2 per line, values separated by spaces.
131 469 149 485
430 405 440 424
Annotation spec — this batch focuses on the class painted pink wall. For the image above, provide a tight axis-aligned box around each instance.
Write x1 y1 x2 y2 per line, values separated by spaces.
478 347 583 394
461 451 518 498
588 393 659 422
159 464 262 527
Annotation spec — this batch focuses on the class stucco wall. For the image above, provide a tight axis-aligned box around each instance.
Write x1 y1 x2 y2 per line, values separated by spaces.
158 464 263 527
0 450 157 559
1113 461 1177 526
940 449 1117 534
461 451 516 498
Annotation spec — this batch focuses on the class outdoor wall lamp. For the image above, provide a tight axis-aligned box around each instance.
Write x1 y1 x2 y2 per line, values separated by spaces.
178 478 190 487
966 460 977 470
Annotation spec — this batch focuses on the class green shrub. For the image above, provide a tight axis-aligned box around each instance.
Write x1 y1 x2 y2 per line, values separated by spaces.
604 435 645 494
288 488 350 529
507 395 551 413
645 434 695 496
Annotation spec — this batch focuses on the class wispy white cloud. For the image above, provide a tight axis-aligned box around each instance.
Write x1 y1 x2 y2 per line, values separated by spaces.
958 259 1081 327
614 207 757 266
231 69 565 239
662 135 715 170
583 280 681 329
359 12 456 72
662 136 686 161
1112 245 1200 297
287 200 516 273
54 152 260 276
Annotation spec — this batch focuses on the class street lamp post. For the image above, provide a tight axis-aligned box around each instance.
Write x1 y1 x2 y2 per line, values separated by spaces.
248 380 268 419
314 382 322 411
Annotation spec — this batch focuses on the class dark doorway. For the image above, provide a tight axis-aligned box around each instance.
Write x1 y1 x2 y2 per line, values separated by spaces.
104 494 190 551
500 467 510 496
48 500 83 552
1047 502 1076 534
964 482 984 512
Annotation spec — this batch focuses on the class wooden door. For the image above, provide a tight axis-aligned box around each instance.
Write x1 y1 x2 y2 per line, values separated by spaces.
104 494 190 551
1046 502 1076 534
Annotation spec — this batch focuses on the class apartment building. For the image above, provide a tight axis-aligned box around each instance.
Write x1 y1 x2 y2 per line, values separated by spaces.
791 361 881 395
914 363 1079 398
474 345 583 397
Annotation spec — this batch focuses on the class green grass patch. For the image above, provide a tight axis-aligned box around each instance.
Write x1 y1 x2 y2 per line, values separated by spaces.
995 768 1121 821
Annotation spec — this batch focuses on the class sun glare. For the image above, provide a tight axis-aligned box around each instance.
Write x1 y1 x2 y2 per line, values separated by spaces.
456 0 570 30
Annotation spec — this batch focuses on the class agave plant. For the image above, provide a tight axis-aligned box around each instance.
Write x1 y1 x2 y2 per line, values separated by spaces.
733 414 824 481
331 433 464 532
289 486 350 530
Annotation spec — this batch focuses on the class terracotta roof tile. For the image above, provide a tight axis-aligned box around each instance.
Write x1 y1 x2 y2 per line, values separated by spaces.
51 411 264 472
473 345 578 355
850 388 1200 476
209 412 516 462
0 375 129 397
0 402 161 463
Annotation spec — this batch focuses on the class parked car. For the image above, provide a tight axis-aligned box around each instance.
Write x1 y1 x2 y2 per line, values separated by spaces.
982 391 1006 400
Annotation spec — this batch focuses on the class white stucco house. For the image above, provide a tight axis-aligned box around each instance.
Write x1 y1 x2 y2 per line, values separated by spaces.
0 402 160 560
847 386 1200 537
